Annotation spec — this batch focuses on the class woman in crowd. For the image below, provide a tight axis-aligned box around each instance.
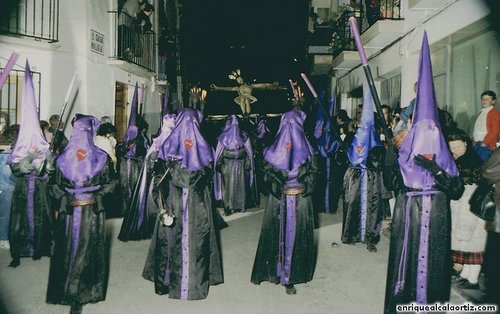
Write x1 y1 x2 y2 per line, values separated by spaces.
446 129 486 290
0 123 18 250
251 108 318 295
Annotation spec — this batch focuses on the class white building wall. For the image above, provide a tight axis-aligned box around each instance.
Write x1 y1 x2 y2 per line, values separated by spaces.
336 0 492 114
0 0 160 137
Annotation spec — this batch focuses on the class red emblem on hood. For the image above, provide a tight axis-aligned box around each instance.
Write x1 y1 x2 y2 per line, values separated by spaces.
422 153 433 160
285 142 292 150
76 149 87 161
184 139 193 150
356 146 363 154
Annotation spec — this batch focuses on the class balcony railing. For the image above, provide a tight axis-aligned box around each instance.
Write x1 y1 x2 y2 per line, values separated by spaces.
0 0 59 42
366 0 402 27
110 11 156 72
330 10 363 56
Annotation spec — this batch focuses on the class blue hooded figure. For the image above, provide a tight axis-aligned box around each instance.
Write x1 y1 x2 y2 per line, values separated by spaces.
313 89 342 213
342 82 384 252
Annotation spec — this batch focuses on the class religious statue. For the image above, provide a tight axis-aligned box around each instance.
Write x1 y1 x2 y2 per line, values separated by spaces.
210 69 285 115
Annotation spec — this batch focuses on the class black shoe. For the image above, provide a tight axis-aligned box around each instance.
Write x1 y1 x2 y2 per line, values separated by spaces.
457 280 480 290
456 276 467 283
367 243 377 252
32 255 41 261
223 208 232 216
8 258 20 268
285 284 297 295
70 303 83 314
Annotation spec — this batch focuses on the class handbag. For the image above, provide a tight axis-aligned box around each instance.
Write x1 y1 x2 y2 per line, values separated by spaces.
469 183 496 221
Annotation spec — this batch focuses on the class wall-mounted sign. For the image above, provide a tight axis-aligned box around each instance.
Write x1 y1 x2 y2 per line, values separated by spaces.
90 29 104 55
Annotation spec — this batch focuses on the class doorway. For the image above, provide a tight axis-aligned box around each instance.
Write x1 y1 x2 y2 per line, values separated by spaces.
114 82 128 141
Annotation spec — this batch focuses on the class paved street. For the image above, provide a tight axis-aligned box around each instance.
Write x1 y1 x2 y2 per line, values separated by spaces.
0 203 468 314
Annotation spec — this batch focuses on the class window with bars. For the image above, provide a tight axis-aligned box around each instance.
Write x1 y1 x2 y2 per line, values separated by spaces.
0 68 42 127
0 0 59 42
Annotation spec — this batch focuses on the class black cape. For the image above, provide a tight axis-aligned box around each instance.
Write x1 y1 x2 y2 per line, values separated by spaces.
342 148 384 245
383 160 463 313
118 159 162 241
251 159 317 286
46 161 116 305
216 146 257 211
142 162 224 300
9 160 52 261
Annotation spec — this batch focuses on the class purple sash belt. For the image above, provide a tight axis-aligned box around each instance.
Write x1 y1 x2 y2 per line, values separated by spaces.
394 190 438 306
277 194 297 285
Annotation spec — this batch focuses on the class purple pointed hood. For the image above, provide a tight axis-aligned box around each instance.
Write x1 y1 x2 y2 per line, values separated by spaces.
150 113 176 160
120 82 139 143
264 109 314 171
398 32 458 189
7 60 49 167
347 83 382 167
254 117 270 139
161 108 213 171
218 115 248 150
56 114 108 184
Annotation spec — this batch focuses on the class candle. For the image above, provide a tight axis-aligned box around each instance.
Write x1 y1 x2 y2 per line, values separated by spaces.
348 17 368 66
288 79 298 100
0 52 20 90
64 72 78 104
300 73 318 99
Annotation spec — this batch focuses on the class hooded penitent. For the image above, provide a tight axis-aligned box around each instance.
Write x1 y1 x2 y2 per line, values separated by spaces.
254 117 270 140
264 109 314 172
56 114 107 185
347 83 383 168
118 113 177 241
314 89 341 213
390 32 459 307
214 115 254 202
397 32 458 190
345 83 382 241
162 108 213 171
7 60 49 167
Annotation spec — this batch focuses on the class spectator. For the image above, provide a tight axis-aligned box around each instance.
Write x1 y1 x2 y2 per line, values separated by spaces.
94 123 118 170
400 82 417 129
0 124 18 250
100 115 113 124
447 129 485 290
47 114 68 155
0 111 9 134
40 120 52 143
473 90 499 161
134 0 154 33
481 148 500 308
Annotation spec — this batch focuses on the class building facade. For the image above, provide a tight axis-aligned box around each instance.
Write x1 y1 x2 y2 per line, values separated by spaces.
309 0 499 134
0 0 169 140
